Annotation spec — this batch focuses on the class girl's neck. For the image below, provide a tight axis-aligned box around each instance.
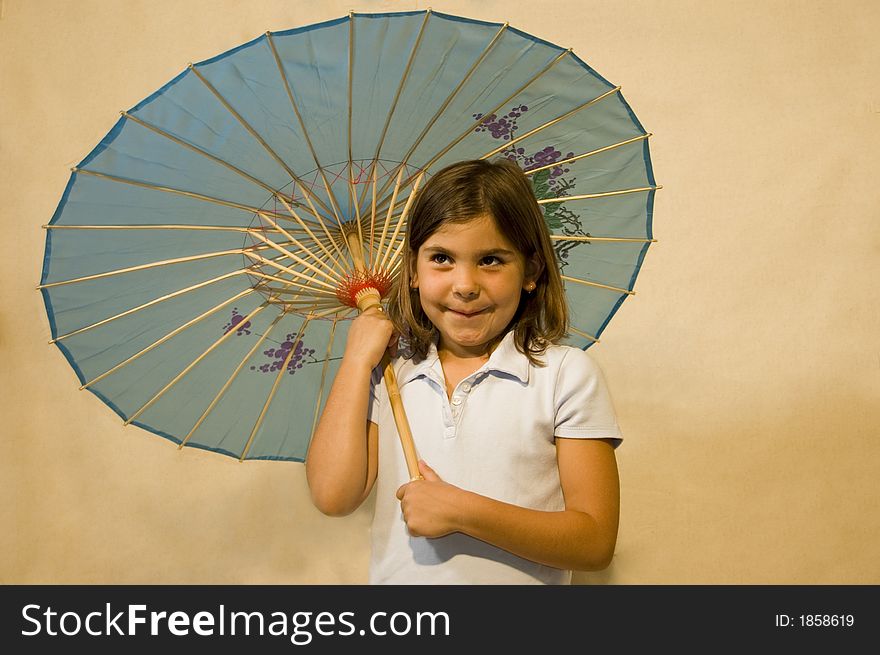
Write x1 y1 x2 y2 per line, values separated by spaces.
437 333 504 366
437 341 495 399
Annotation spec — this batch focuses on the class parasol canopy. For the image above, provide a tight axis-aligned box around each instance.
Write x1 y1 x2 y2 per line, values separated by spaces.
39 10 658 462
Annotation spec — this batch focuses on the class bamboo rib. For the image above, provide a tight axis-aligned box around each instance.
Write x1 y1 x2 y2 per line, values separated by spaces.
188 64 334 217
239 316 311 461
261 292 339 303
523 133 652 176
371 10 432 160
356 10 431 213
43 224 306 235
121 111 323 222
311 305 354 320
245 220 343 285
266 299 341 312
348 12 355 191
374 167 406 270
250 246 346 301
348 171 364 259
51 269 248 343
369 164 378 268
293 178 352 275
561 274 634 295
72 167 280 217
180 310 287 449
346 15 361 239
310 317 339 442
378 171 422 272
38 244 266 290
250 210 346 282
372 23 509 208
241 251 337 292
481 86 621 161
80 288 255 390
265 33 346 231
384 227 410 271
550 235 657 243
369 47 571 216
43 221 342 268
125 302 271 425
245 264 339 298
250 259 345 302
537 185 661 205
72 167 324 239
569 326 600 343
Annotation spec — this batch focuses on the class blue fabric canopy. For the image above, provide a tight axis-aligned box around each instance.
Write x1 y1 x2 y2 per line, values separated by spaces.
40 10 656 462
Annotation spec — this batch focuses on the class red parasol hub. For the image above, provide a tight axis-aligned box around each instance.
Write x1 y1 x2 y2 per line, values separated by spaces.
335 268 393 309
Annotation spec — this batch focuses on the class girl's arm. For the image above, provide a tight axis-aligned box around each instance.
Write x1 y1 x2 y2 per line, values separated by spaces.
396 437 620 571
305 307 393 516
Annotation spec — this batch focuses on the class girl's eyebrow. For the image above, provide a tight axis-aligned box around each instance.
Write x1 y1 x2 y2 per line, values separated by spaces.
422 244 516 257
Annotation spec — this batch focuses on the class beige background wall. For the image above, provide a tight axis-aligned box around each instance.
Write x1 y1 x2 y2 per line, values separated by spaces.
1 0 877 584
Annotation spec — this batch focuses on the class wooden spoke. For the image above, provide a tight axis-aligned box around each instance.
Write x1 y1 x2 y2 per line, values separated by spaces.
180 310 287 449
242 251 337 292
51 269 249 343
265 32 347 230
370 47 572 215
523 133 652 176
550 235 657 243
72 167 275 216
125 302 271 425
561 274 635 295
374 167 406 270
481 86 621 160
38 243 270 290
189 63 337 219
239 316 311 461
569 326 600 343
121 111 324 222
378 171 423 272
537 185 661 205
368 22 509 208
356 10 432 212
80 288 256 390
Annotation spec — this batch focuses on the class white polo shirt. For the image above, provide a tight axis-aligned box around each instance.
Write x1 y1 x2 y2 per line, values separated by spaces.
367 330 622 585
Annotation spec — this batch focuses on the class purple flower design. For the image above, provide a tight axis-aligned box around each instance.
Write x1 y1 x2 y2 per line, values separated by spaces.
473 104 586 268
222 308 251 336
250 334 316 376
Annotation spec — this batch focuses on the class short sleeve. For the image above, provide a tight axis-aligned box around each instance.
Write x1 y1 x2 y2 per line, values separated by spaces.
367 364 384 425
554 348 622 447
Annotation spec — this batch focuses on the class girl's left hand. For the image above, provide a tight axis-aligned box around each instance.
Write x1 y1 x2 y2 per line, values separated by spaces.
396 460 466 538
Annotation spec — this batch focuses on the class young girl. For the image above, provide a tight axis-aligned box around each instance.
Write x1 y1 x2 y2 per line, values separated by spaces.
306 159 622 584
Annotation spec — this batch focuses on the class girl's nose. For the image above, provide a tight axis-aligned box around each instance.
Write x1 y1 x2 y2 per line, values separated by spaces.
452 270 479 298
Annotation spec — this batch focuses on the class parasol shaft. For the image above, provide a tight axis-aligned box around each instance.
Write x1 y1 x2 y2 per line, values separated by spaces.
345 228 421 481
381 351 421 481
356 292 420 482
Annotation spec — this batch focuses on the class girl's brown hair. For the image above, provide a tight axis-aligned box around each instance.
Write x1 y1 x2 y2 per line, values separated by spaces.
387 158 568 364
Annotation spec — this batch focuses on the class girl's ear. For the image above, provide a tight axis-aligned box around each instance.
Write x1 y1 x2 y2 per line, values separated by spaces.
409 258 419 289
523 253 543 289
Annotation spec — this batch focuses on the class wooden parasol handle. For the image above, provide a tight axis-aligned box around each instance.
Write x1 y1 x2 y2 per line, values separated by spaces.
356 289 421 481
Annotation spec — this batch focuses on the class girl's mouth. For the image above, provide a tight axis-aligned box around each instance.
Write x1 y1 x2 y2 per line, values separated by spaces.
447 307 487 318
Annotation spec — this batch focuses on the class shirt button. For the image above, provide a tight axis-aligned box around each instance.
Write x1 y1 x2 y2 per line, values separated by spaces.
461 383 471 392
451 396 462 406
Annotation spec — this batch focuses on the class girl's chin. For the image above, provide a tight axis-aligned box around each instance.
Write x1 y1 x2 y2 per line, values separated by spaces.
438 329 497 352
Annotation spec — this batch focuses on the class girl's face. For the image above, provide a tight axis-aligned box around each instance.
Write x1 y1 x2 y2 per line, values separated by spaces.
411 214 538 359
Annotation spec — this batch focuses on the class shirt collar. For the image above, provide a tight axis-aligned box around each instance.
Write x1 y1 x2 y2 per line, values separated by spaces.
396 330 530 387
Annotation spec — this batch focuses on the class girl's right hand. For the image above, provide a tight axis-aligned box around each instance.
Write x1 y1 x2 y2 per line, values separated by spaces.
343 305 397 370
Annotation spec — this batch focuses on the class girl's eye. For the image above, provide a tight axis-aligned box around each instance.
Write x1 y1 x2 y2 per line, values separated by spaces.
480 256 502 266
430 253 450 264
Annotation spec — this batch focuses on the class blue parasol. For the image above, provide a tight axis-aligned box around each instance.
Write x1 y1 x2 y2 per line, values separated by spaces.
39 10 658 463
